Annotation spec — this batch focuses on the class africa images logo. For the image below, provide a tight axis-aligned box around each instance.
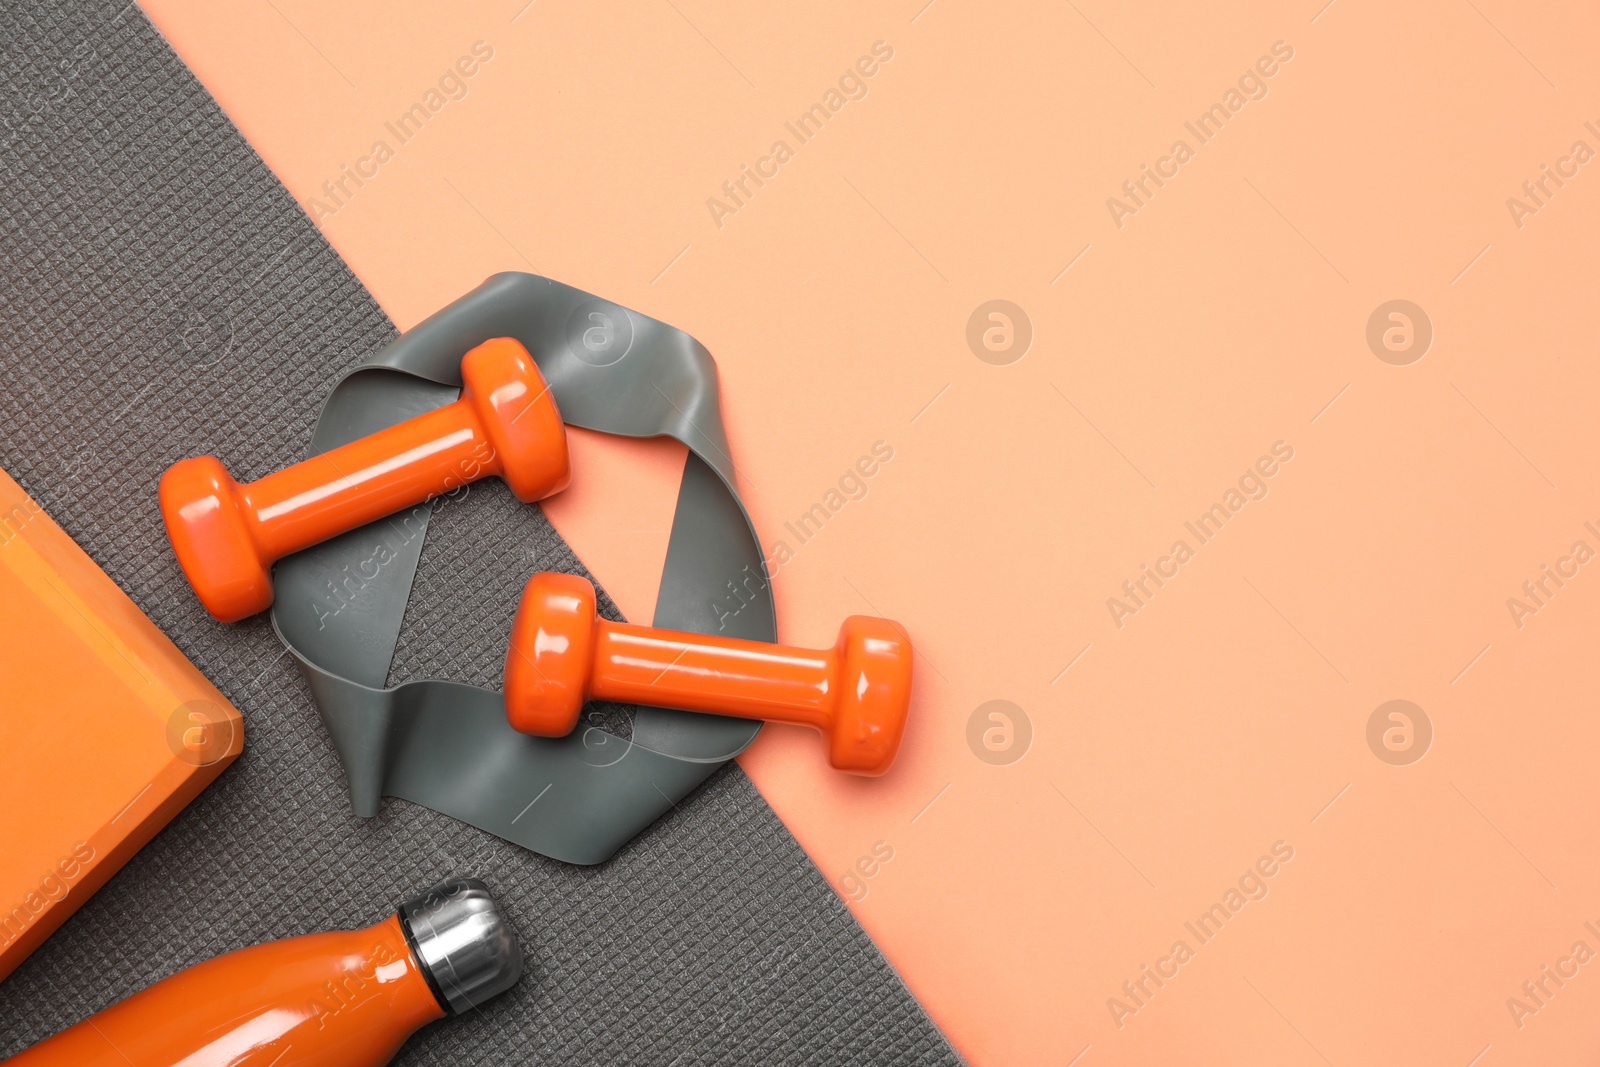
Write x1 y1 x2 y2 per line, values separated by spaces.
1105 41 1295 229
1105 442 1295 628
705 41 896 229
1108 841 1295 1029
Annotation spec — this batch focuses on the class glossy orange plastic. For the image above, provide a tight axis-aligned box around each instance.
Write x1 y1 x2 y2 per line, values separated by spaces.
159 337 570 622
504 571 914 775
4 915 443 1067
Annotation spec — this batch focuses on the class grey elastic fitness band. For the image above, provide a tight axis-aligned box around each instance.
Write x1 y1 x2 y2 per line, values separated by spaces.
269 272 774 865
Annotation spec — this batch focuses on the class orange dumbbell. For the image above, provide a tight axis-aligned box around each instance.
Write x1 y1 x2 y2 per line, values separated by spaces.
503 572 914 775
160 337 569 622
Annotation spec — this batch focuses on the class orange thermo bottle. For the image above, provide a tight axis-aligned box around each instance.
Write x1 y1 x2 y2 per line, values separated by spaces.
3 877 522 1067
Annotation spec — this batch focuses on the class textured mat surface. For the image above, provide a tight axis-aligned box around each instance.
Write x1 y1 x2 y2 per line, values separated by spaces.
0 4 960 1062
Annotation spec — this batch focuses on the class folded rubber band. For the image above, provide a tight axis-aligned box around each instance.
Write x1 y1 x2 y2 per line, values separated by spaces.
269 272 774 864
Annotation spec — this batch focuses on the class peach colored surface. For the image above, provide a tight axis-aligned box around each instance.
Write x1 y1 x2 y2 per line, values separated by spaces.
135 1 1600 1062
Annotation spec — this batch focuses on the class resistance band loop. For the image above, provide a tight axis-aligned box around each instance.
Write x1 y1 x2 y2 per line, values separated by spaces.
269 272 774 864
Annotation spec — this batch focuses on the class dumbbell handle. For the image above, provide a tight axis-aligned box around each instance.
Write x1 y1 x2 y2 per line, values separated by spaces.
244 401 500 560
590 622 835 725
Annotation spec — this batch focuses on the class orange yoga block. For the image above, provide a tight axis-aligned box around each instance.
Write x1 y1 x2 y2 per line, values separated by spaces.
0 467 242 983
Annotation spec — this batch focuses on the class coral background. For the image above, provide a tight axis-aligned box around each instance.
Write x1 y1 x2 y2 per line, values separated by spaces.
136 1 1600 1062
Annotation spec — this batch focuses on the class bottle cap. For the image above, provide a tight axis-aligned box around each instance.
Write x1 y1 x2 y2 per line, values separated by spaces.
399 876 524 1014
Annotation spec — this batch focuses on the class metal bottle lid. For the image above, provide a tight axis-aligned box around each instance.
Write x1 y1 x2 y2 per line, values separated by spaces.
398 876 524 1014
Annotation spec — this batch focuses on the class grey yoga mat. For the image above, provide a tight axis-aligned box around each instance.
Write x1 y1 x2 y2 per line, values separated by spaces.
271 271 775 865
1 3 963 1061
